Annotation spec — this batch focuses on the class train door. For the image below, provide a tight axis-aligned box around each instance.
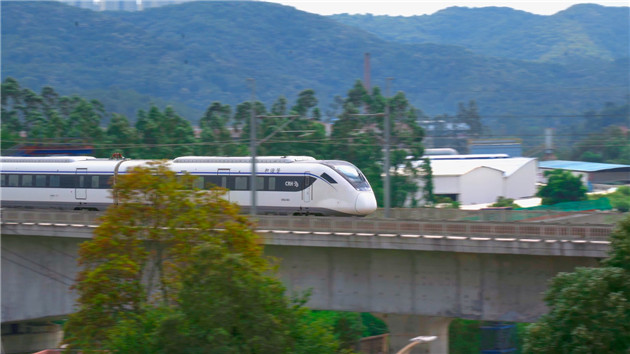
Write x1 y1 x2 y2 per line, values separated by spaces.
75 168 87 200
218 168 230 201
302 172 312 203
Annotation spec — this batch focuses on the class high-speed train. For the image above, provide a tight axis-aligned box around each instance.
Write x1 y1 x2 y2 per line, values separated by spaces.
0 155 377 216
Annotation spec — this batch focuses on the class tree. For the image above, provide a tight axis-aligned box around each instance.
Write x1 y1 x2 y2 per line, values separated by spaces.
63 161 340 352
66 98 105 144
490 197 521 209
607 186 630 212
292 89 318 117
105 113 139 158
150 244 341 354
271 96 288 116
306 311 388 352
135 105 196 158
571 126 630 165
523 216 630 353
536 169 587 205
457 100 482 139
419 158 435 205
197 102 234 156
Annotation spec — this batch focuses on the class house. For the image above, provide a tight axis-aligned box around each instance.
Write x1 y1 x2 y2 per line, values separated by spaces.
405 155 538 205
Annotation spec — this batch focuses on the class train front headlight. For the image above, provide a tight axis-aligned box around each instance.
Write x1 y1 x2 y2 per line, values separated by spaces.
355 192 377 215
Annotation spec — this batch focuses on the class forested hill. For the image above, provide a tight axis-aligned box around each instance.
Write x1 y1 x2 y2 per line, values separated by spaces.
1 1 628 122
330 4 630 63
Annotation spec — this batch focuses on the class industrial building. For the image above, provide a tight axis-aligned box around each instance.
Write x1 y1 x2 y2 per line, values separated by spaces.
406 155 538 205
468 139 523 157
538 160 630 188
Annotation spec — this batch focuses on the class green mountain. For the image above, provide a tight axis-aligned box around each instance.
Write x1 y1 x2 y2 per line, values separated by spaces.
330 4 629 63
1 1 628 123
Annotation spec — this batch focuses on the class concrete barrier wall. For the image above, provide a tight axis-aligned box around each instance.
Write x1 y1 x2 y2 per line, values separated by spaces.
255 216 614 241
1 209 616 242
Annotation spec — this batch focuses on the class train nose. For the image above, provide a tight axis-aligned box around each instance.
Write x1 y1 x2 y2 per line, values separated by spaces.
355 192 377 215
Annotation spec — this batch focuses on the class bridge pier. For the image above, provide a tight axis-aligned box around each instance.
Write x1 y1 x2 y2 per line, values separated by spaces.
375 314 451 353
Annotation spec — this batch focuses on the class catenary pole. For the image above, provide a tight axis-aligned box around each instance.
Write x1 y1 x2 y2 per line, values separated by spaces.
248 78 257 215
385 77 393 218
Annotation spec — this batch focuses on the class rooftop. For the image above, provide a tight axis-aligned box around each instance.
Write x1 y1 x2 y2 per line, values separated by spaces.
539 160 630 172
411 157 536 177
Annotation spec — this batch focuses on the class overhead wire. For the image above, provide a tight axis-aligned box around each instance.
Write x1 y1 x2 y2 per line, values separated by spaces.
2 137 628 151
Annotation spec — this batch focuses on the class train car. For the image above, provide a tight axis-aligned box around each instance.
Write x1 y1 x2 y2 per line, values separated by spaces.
0 155 377 216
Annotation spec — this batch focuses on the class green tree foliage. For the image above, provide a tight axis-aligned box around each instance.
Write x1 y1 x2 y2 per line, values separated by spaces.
536 169 588 205
606 186 630 212
419 158 435 205
490 197 521 209
603 216 630 273
457 100 482 139
306 311 388 352
105 113 139 158
135 106 195 158
570 126 630 165
523 216 630 353
3 1 628 126
197 101 236 156
257 90 328 158
152 245 330 353
63 161 341 352
292 89 318 118
0 77 110 154
449 319 482 353
330 98 384 204
582 102 630 133
330 80 426 207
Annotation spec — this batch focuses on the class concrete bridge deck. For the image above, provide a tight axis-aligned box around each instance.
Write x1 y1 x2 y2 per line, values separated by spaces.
1 208 623 353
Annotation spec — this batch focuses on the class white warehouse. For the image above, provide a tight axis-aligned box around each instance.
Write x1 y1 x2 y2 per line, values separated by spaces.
407 155 538 205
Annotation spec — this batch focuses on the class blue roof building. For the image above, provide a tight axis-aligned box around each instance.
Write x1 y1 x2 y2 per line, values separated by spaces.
539 160 630 185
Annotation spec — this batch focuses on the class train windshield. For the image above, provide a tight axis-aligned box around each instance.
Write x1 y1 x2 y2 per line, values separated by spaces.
325 161 371 191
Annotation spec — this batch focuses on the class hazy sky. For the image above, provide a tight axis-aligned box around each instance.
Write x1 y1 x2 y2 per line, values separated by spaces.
267 0 629 16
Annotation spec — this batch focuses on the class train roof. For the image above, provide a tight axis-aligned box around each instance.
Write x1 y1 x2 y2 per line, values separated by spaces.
172 156 316 163
0 156 98 163
0 155 318 164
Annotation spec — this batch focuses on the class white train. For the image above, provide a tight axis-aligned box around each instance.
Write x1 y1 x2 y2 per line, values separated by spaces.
0 155 377 216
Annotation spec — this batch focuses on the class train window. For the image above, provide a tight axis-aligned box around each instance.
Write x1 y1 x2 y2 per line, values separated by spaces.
320 173 337 184
234 176 247 190
268 176 276 190
100 175 112 189
60 175 75 188
193 176 204 189
50 175 60 187
203 176 219 189
328 162 371 191
335 165 364 183
35 175 46 187
91 176 100 189
257 176 264 190
77 175 86 188
0 174 5 187
8 175 19 187
21 175 33 187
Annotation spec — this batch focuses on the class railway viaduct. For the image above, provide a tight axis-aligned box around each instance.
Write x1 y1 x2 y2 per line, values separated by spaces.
1 208 619 353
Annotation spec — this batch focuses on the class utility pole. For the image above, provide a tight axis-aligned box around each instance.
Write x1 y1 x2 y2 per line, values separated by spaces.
384 77 393 218
247 78 257 215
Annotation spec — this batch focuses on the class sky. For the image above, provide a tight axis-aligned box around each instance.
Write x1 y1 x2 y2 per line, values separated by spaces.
267 0 629 16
